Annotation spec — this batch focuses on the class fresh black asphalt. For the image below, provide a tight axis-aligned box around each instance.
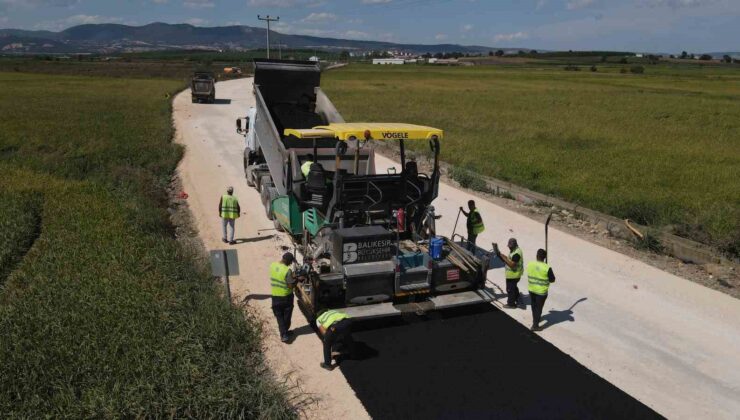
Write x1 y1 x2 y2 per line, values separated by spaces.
337 304 662 420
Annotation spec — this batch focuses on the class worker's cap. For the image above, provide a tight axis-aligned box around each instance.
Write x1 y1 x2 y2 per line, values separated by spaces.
282 252 295 263
227 186 234 193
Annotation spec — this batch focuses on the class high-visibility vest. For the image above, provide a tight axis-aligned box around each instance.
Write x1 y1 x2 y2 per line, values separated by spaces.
527 261 552 295
317 309 350 329
220 194 240 219
469 209 485 235
505 247 524 280
270 262 292 297
301 161 313 178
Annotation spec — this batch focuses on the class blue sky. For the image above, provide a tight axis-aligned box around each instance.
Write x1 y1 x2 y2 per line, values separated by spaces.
1 0 738 52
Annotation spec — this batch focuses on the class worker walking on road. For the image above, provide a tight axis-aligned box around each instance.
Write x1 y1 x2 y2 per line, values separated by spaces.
270 253 296 343
460 200 485 251
317 309 354 371
495 238 524 308
527 249 555 331
219 186 240 245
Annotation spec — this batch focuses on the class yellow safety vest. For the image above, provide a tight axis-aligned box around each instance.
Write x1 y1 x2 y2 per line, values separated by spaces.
470 209 485 235
301 161 313 178
220 194 240 219
527 261 552 296
317 309 350 329
505 247 524 280
270 262 292 297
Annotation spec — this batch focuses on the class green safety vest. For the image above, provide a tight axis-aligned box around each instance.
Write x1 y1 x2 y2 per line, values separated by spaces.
301 161 313 178
220 194 240 219
505 247 524 280
470 209 485 235
317 309 350 329
270 262 292 297
527 261 552 296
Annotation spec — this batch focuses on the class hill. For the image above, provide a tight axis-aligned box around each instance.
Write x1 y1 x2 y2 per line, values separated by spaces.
0 22 509 55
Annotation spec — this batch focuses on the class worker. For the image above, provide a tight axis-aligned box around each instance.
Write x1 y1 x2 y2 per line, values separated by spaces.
460 200 485 251
218 186 240 245
301 154 315 178
494 238 524 308
270 252 297 343
316 309 354 371
527 249 555 331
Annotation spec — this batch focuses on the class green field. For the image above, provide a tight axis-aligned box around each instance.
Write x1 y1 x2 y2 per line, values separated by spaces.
323 64 740 256
0 73 294 417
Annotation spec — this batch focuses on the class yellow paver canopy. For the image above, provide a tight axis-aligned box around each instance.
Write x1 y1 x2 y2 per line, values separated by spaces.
284 123 443 141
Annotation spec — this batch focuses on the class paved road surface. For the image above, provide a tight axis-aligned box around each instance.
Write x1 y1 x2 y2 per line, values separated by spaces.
173 77 740 419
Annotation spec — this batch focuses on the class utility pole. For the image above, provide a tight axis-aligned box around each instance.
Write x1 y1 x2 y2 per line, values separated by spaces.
257 15 279 59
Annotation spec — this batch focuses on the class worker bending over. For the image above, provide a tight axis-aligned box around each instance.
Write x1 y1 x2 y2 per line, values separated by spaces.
218 186 240 245
460 200 485 251
527 249 555 331
316 309 354 371
495 238 524 308
270 253 296 343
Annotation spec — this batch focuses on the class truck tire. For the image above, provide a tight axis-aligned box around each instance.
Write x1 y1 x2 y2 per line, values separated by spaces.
263 186 277 220
267 188 283 229
259 176 273 200
245 165 257 187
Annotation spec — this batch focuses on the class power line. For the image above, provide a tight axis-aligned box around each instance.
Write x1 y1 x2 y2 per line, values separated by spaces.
257 15 280 59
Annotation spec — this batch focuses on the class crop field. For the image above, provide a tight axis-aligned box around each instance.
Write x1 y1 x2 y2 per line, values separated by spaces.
323 64 740 256
0 73 293 417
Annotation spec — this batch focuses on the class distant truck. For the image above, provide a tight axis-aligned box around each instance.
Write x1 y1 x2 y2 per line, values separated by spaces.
191 71 216 103
224 67 242 76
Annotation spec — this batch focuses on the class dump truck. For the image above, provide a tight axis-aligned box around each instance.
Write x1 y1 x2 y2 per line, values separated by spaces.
191 71 216 103
236 59 495 320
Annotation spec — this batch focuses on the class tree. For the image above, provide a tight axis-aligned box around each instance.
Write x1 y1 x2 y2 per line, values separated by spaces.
495 49 504 57
339 51 350 62
434 52 443 59
723 54 732 63
601 55 608 63
680 51 688 59
699 54 712 61
488 51 494 56
530 50 538 54
517 50 526 55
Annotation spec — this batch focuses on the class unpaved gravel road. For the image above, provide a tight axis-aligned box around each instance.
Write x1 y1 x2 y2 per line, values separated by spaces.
174 78 740 419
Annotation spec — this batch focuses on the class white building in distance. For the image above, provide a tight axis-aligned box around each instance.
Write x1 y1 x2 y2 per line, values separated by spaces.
372 58 405 65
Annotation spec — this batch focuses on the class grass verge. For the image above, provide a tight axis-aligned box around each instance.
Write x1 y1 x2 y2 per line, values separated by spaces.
0 72 294 417
323 64 740 258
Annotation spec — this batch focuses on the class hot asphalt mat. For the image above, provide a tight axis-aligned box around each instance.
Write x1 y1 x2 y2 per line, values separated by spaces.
338 304 662 419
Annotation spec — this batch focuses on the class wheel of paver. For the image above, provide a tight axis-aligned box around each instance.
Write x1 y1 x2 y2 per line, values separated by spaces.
268 188 283 230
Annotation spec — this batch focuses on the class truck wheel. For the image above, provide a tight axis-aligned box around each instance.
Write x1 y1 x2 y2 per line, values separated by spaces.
245 165 256 187
263 187 277 220
191 97 196 103
259 176 273 200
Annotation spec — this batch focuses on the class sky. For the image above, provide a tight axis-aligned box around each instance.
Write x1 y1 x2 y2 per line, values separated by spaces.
0 0 738 52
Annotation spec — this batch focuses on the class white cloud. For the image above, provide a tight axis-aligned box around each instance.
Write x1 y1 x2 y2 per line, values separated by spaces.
248 0 322 6
1 0 79 11
301 12 337 23
185 17 208 25
493 31 529 43
34 14 122 30
637 0 716 8
151 0 168 3
362 0 392 3
183 0 214 9
536 0 547 10
566 0 594 10
434 33 448 40
461 23 474 32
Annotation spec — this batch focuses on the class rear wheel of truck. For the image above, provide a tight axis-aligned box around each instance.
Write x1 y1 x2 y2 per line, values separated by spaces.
263 186 277 220
259 176 273 202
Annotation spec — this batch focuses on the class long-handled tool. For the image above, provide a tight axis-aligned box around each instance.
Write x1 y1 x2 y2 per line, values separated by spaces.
452 208 462 238
545 212 553 263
